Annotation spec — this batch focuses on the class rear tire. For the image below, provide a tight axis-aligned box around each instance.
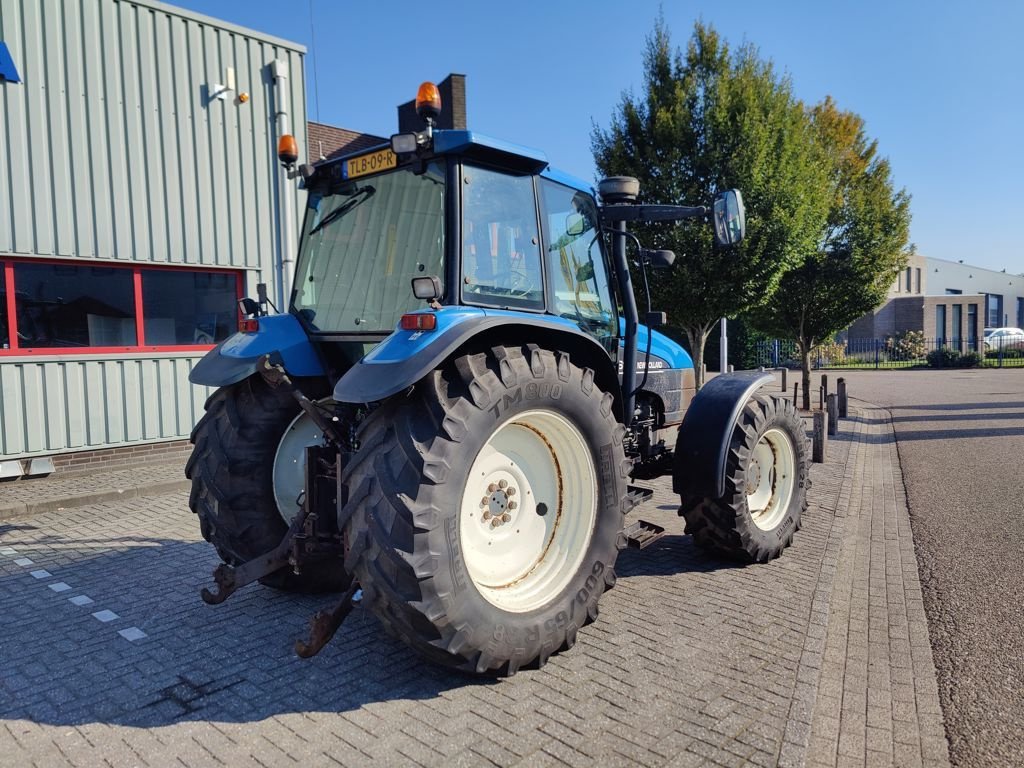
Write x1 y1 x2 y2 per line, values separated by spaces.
342 345 630 675
186 375 349 592
682 395 809 562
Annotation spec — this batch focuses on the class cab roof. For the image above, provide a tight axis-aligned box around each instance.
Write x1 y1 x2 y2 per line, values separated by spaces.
319 129 595 196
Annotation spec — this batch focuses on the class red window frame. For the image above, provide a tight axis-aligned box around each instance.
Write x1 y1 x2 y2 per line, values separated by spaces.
0 257 244 356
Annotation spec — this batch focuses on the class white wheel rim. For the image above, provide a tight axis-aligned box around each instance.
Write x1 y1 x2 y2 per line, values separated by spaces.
272 409 323 524
460 409 598 613
746 427 796 531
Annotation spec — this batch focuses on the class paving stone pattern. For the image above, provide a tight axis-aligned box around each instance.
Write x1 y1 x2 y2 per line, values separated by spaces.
0 405 948 767
806 409 950 768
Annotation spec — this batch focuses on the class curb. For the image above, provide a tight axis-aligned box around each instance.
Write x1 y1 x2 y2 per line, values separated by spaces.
0 478 191 522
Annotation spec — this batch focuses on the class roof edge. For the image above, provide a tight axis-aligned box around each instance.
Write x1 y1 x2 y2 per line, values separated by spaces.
124 0 307 52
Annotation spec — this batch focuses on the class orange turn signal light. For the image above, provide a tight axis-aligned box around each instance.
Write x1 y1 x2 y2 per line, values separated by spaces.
415 81 442 120
239 318 260 333
277 134 298 166
400 313 437 331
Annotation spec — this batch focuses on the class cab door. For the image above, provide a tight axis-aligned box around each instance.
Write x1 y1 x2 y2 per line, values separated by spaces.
537 178 619 356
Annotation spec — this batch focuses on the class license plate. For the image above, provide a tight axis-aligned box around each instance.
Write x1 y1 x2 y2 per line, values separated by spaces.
344 148 397 179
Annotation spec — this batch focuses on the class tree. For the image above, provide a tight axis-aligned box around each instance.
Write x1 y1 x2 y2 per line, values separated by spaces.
591 20 829 387
748 97 911 409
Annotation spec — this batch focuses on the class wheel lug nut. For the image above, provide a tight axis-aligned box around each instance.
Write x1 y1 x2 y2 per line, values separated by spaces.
487 483 498 493
498 479 508 490
483 511 492 521
501 513 511 523
480 496 489 507
507 487 516 497
490 518 501 528
508 501 517 510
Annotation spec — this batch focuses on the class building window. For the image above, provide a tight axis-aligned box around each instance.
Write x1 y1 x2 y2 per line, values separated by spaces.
0 259 241 355
946 288 962 295
905 267 912 292
967 304 978 349
13 263 137 348
0 261 8 349
142 269 238 345
951 304 962 348
936 305 946 346
915 267 921 294
1018 297 1023 329
986 294 1003 327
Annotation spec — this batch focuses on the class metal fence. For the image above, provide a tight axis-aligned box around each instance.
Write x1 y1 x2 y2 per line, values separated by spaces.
754 337 1024 369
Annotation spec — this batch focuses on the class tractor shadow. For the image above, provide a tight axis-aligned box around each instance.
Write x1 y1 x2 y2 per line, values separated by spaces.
0 515 741 729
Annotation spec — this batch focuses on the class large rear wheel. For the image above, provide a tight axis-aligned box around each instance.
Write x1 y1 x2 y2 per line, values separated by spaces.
186 375 349 592
342 345 629 674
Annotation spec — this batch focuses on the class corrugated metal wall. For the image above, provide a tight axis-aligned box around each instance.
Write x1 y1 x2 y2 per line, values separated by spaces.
0 354 211 458
0 0 306 283
0 0 307 461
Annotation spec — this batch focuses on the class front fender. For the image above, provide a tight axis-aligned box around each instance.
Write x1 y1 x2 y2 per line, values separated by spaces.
188 313 325 387
672 372 774 500
332 308 612 404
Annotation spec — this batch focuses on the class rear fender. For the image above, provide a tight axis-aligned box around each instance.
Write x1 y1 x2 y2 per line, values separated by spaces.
188 313 325 387
672 372 775 499
332 307 618 405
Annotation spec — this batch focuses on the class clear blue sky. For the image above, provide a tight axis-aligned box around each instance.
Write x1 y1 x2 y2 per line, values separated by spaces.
175 0 1023 274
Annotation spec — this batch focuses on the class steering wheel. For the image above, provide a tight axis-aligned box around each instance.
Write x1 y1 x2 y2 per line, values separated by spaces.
507 269 535 298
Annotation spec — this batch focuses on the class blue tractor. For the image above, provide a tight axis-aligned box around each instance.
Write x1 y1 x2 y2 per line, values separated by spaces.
187 82 810 673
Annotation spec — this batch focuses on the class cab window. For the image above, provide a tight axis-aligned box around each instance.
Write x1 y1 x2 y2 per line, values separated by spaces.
539 178 617 342
461 166 544 310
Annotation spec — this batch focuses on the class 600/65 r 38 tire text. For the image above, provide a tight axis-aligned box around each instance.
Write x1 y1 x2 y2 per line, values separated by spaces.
186 375 349 592
342 345 630 675
682 395 810 563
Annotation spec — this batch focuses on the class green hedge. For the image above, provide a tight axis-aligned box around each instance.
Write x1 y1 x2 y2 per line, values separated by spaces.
926 348 981 368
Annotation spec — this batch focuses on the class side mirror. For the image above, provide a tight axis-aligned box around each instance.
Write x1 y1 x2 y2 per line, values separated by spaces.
642 249 676 269
565 213 586 237
411 275 443 301
238 297 261 317
646 311 667 327
713 189 746 246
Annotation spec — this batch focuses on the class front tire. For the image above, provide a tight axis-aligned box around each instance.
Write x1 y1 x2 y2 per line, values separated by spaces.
342 345 630 675
186 375 349 592
682 395 809 562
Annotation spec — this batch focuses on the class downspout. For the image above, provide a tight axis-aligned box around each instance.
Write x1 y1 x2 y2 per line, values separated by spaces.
271 59 297 309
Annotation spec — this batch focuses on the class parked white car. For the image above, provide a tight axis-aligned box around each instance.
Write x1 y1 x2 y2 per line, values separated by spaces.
983 327 1024 351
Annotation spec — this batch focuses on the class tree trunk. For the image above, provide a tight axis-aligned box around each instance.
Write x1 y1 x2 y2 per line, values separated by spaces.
799 340 812 411
685 326 712 390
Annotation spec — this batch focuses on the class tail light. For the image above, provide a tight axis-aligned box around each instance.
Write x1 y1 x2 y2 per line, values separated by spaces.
239 318 260 333
400 313 437 331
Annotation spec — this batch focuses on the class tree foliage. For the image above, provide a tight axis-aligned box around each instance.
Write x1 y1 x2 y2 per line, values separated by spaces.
748 97 911 408
591 20 829 386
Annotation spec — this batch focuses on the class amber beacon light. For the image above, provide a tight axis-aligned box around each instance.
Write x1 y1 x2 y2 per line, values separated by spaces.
277 134 298 167
415 81 442 121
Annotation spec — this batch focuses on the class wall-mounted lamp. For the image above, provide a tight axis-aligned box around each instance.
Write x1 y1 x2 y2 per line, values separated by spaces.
210 66 236 101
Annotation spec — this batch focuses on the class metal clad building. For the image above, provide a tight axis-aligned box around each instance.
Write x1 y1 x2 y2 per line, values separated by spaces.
0 0 306 469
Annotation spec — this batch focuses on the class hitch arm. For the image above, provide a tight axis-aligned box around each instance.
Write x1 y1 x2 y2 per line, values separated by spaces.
294 580 362 658
200 513 302 604
257 355 347 444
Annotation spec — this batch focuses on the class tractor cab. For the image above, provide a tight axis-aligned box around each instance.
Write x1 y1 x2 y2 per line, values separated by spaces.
290 119 620 364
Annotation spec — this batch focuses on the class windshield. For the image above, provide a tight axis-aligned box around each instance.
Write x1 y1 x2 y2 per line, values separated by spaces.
291 161 446 332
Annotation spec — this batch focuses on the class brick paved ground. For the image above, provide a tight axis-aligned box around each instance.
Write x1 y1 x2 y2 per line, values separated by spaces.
0 402 949 767
806 408 949 768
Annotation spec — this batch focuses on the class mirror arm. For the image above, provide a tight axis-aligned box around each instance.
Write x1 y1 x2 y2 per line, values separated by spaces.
600 204 707 225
